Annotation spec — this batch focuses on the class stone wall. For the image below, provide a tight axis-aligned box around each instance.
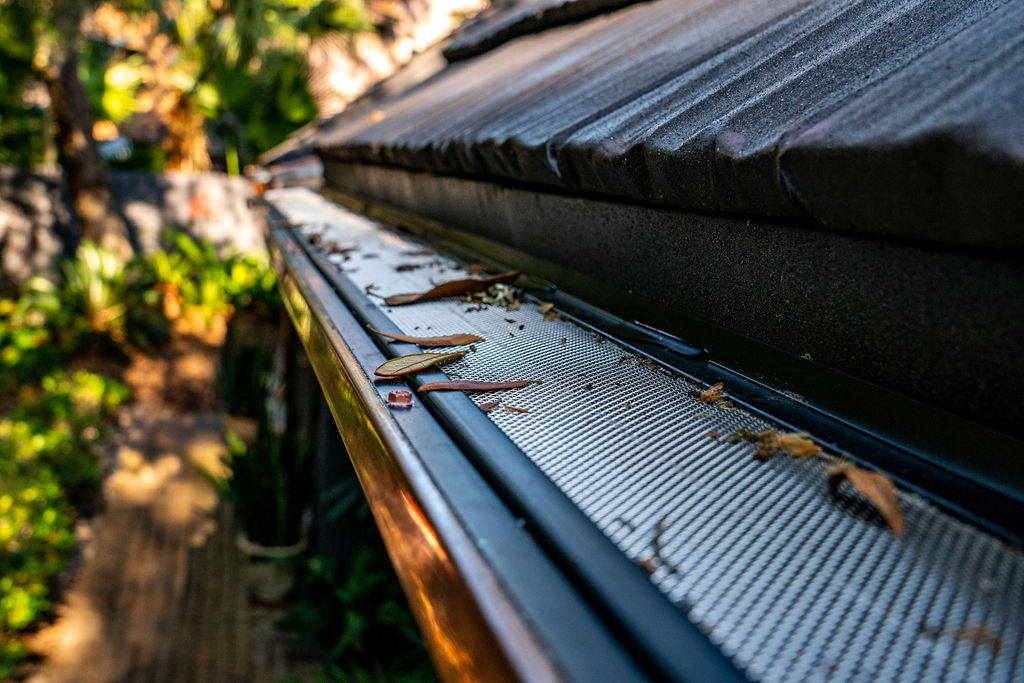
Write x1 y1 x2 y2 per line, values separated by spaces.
0 167 264 286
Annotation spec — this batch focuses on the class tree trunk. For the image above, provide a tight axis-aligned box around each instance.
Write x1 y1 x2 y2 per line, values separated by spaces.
43 51 134 260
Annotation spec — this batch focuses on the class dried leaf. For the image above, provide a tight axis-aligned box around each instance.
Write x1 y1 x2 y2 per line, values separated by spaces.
479 401 500 413
706 430 722 439
777 432 821 457
465 263 491 275
504 405 529 413
638 515 679 577
395 262 436 272
405 248 433 256
544 311 558 321
507 299 521 312
537 302 555 314
418 380 532 392
828 463 904 535
698 382 726 404
325 243 357 256
933 624 1003 654
384 271 520 306
374 351 467 377
368 326 484 348
728 428 821 460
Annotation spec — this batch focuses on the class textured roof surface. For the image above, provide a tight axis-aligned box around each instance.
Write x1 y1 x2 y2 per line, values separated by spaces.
442 0 642 60
313 0 1024 250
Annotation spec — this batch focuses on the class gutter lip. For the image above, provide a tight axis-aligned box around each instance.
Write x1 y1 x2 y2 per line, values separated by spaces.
268 217 655 683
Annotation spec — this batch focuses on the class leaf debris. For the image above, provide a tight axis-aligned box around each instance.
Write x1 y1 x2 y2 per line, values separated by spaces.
697 382 733 408
637 515 680 577
726 428 821 461
374 351 467 377
395 261 438 272
368 326 484 348
507 299 521 312
921 624 1003 654
504 405 529 414
468 282 518 307
384 271 520 306
537 302 555 314
828 463 904 535
479 400 501 413
325 242 357 257
617 355 661 372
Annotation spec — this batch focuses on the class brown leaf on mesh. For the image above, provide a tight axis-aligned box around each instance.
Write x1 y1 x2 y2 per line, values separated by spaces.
537 302 555 314
368 326 484 348
418 380 532 392
395 262 435 272
504 405 529 413
727 428 821 460
828 463 904 535
507 299 521 312
374 351 467 377
479 401 501 413
928 624 1003 654
383 271 520 306
698 382 725 403
325 242 357 256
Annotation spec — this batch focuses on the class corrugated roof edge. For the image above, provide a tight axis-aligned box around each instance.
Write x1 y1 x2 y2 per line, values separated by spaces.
443 0 647 61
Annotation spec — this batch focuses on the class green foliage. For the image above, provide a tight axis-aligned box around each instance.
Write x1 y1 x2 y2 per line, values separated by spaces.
0 231 279 675
220 314 311 548
9 242 170 363
0 0 376 169
0 370 128 677
82 40 150 125
208 53 319 155
283 526 437 683
0 1 46 167
146 228 279 320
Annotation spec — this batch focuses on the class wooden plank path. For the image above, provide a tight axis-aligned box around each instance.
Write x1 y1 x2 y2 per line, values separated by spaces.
25 405 288 683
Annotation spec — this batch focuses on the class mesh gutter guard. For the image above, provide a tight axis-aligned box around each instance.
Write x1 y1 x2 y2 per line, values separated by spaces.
265 187 1024 683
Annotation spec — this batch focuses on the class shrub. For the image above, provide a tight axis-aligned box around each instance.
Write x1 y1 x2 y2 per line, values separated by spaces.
0 370 127 676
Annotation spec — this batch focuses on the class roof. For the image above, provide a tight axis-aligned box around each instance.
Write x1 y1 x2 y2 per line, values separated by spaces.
307 0 1024 250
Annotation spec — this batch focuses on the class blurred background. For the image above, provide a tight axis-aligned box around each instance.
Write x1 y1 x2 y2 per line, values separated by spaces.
0 1 485 680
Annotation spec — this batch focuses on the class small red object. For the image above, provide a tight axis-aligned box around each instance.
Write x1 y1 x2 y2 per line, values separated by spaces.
386 389 413 408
